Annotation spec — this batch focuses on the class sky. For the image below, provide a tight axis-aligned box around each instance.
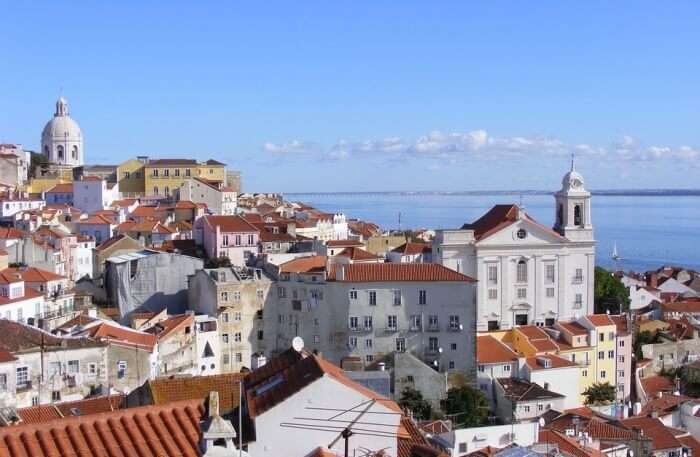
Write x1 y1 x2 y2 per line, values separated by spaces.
2 1 699 192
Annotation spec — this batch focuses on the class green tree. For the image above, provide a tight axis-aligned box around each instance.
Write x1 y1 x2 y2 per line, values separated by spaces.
398 387 432 420
633 330 658 360
594 267 630 314
583 382 616 405
29 150 48 178
204 256 232 268
443 385 489 427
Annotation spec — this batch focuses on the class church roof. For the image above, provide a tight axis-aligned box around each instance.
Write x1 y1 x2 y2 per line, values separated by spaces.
461 204 566 242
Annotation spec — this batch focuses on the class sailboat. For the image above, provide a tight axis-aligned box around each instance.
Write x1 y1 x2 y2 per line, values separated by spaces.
612 242 621 261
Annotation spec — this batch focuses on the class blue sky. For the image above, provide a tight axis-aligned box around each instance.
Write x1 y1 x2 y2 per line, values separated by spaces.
2 1 699 192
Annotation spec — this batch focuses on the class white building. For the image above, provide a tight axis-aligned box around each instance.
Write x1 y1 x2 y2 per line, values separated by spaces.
0 194 45 221
0 144 30 187
433 164 595 331
442 422 540 456
41 97 84 167
271 258 478 374
179 177 237 215
73 177 119 214
630 285 661 310
74 214 116 244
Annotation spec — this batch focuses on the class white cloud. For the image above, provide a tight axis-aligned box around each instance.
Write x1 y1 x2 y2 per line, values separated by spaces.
263 130 700 166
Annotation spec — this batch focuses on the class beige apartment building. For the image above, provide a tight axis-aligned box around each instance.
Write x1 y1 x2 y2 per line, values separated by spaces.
188 267 274 372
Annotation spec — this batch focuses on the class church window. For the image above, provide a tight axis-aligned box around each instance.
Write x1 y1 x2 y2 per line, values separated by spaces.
164 187 170 196
574 268 583 282
488 266 498 285
516 229 527 239
516 288 526 299
71 145 78 159
164 169 169 177
185 168 191 177
557 204 563 226
57 145 64 160
153 169 159 177
153 186 159 195
488 289 497 300
545 264 555 283
574 293 583 308
546 287 555 297
574 205 582 226
175 169 180 177
516 260 528 283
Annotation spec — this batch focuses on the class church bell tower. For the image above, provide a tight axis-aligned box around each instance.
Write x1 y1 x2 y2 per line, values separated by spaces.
554 158 594 242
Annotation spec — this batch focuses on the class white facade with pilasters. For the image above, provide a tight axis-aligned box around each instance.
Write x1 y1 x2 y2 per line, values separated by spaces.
434 165 595 331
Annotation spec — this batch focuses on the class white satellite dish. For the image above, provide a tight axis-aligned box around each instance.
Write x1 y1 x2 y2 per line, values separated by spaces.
292 336 305 353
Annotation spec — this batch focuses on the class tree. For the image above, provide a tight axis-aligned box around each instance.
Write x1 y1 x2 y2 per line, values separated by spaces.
29 150 48 178
594 267 630 314
398 387 432 420
443 385 488 427
633 330 658 360
583 382 616 405
204 256 232 269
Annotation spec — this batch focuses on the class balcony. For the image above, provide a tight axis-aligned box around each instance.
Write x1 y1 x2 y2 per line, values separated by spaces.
447 324 462 332
348 326 372 333
426 323 440 332
383 326 399 333
409 325 422 332
424 347 441 356
16 381 32 392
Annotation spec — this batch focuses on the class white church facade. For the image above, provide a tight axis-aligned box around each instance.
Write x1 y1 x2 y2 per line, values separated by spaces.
433 164 595 331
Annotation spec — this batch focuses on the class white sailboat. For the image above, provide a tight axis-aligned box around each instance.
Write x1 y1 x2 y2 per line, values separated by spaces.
612 242 621 261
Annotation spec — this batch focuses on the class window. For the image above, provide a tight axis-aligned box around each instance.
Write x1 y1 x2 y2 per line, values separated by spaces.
419 289 427 305
459 443 467 453
349 316 358 330
546 287 555 298
278 286 286 298
598 351 604 360
16 367 28 387
124 171 130 179
233 291 241 302
517 260 527 283
117 361 127 379
221 291 229 302
365 339 373 349
608 332 615 340
488 266 498 285
478 365 485 372
223 354 230 364
164 169 170 177
574 268 584 283
545 318 555 326
599 333 605 342
396 338 406 352
349 290 357 300
574 293 583 308
618 370 625 377
313 335 320 343
574 205 582 226
387 315 397 330
517 288 527 299
88 363 97 375
619 340 625 347
234 332 241 342
365 355 373 363
504 365 511 372
363 316 373 330
175 168 180 177
410 315 421 330
222 334 229 343
608 350 614 359
67 360 79 374
601 370 606 379
257 330 264 340
448 361 455 369
368 290 377 306
235 235 241 246
235 353 242 363
248 234 255 245
618 355 625 363
582 369 588 377
451 343 457 351
523 405 530 413
52 391 61 402
428 337 439 352
153 169 159 177
488 289 498 300
449 315 460 330
0 374 6 391
392 289 402 306
31 397 39 406
164 186 170 196
515 314 528 325
488 320 500 331
257 289 264 300
222 235 229 246
348 337 357 348
538 404 544 412
428 315 439 329
546 264 555 283
185 168 191 177
153 186 159 195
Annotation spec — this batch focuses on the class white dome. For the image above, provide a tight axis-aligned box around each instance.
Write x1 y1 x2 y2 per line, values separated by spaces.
41 97 84 166
42 114 82 142
561 169 584 188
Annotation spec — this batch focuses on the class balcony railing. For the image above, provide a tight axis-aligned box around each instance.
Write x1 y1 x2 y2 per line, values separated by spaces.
383 326 398 333
448 324 462 332
409 325 422 332
424 347 440 356
426 323 440 332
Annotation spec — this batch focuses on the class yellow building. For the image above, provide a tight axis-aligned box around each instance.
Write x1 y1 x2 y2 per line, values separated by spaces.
116 158 227 197
555 321 596 404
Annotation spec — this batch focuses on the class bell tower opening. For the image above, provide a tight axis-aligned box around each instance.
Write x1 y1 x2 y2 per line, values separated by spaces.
553 157 593 241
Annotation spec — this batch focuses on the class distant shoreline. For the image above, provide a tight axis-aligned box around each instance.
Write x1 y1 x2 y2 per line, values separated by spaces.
286 189 700 197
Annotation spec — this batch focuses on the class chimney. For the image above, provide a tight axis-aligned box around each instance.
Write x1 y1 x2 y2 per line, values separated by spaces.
649 272 658 289
378 362 386 371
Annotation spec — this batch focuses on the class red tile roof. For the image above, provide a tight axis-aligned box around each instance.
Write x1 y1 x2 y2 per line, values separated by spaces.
82 322 158 351
0 399 204 457
327 239 364 248
2 267 65 283
525 354 577 370
44 183 73 193
622 417 682 451
279 256 327 274
461 204 565 242
516 326 560 352
336 247 380 262
586 314 615 327
15 394 126 424
0 287 43 306
640 375 676 399
329 263 475 282
639 393 691 417
203 215 259 233
245 348 400 418
146 372 245 413
0 320 105 352
477 335 518 364
539 429 605 457
678 435 700 457
557 321 589 336
76 214 114 225
0 227 27 239
145 314 193 341
392 242 432 256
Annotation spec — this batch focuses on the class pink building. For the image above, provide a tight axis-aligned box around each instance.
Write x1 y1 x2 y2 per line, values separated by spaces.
195 215 259 266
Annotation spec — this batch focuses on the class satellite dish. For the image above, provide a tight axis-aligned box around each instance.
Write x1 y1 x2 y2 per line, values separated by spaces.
292 336 304 352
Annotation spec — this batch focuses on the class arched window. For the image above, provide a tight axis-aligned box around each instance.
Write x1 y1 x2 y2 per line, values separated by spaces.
557 204 563 226
153 186 159 195
164 186 170 196
57 145 64 160
516 259 528 283
71 146 78 160
574 205 582 227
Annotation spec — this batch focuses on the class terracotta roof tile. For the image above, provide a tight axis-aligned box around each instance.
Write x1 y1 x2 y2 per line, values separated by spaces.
557 321 589 336
147 373 245 414
279 256 327 274
44 183 73 194
76 214 114 225
640 394 691 417
145 314 194 341
327 239 364 248
640 375 676 399
497 378 564 401
622 417 682 451
329 263 475 282
539 429 605 457
586 314 615 327
2 267 65 283
16 394 126 424
477 335 518 364
525 354 577 370
203 215 259 233
392 242 432 256
336 247 380 262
